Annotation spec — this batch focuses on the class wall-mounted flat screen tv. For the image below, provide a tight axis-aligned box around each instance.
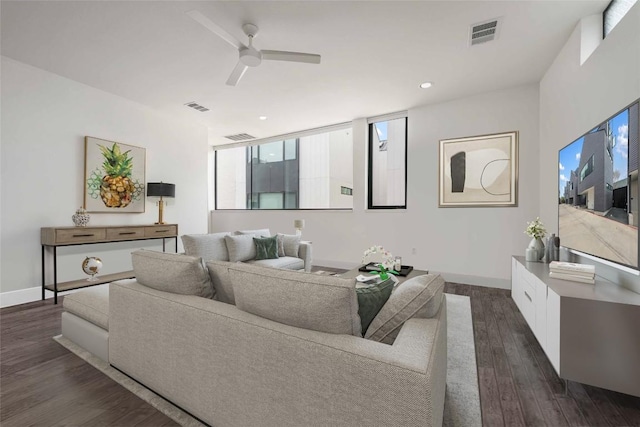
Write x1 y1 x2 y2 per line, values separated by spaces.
558 98 639 269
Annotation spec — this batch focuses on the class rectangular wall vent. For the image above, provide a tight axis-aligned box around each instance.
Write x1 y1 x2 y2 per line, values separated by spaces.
224 133 256 141
469 18 501 46
184 101 210 112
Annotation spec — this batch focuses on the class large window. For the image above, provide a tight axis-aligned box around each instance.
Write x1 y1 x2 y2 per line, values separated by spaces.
368 115 407 209
603 0 637 38
215 127 353 210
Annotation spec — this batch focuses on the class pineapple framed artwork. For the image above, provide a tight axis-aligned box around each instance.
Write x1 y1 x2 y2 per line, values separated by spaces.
84 136 146 213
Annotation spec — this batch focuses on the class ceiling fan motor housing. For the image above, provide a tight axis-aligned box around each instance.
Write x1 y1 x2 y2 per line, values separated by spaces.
240 48 262 67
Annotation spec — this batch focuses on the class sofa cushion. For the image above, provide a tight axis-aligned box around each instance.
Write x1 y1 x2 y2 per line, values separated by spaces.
235 229 271 237
276 233 301 257
254 236 279 260
224 234 257 262
63 285 110 330
365 274 444 344
205 260 236 304
228 263 362 336
181 232 231 261
132 250 214 298
356 278 394 336
246 256 304 271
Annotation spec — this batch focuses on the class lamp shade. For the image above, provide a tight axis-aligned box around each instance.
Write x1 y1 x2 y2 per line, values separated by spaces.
147 182 175 198
294 219 305 229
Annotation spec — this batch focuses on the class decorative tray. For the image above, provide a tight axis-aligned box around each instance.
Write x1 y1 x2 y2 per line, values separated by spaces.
358 262 414 277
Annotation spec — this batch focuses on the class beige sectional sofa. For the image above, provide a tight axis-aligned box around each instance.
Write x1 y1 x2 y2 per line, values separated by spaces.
62 250 447 427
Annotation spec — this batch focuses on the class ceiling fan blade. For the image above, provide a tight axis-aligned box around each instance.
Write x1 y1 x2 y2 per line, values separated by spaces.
226 61 249 86
262 50 321 64
186 10 245 50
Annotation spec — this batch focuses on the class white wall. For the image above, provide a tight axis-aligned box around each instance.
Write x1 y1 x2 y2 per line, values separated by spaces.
539 5 640 293
211 84 540 288
0 57 209 303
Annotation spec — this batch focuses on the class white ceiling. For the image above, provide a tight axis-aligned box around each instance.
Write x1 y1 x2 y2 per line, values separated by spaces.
1 1 608 146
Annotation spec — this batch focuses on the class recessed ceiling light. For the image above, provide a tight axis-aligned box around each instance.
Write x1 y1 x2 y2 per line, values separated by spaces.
259 116 267 120
420 82 433 89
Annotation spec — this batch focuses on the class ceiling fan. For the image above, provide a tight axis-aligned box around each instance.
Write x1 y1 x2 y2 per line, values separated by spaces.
186 10 321 86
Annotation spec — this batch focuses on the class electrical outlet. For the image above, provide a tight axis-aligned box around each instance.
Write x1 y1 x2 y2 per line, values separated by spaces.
412 248 417 255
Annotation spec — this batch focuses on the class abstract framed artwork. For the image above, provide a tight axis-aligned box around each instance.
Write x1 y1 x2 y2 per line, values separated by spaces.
439 131 518 207
84 136 146 213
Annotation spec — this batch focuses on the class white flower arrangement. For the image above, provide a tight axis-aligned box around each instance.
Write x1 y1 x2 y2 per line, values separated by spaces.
362 245 395 269
524 217 546 239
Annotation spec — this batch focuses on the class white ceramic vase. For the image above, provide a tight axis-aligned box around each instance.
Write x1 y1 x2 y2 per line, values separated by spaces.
527 237 545 261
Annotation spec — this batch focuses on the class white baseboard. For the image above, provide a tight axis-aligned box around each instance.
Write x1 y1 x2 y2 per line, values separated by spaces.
0 286 42 308
0 285 109 308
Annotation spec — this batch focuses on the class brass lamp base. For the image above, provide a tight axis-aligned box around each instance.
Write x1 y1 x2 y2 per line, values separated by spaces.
155 198 165 225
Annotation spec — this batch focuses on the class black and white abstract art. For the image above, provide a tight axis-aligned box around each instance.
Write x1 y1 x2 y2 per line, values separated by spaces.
439 131 518 207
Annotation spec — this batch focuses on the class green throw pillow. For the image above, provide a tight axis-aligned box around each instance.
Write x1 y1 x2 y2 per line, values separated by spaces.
356 278 394 336
253 236 279 260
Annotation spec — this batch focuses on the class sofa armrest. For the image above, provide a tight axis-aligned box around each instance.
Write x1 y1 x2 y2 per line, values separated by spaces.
298 241 312 272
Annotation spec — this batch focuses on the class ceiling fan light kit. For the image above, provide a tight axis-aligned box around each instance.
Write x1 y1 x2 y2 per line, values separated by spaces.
187 10 321 86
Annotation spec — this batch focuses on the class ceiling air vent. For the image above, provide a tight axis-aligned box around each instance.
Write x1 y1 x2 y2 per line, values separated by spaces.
184 101 210 112
224 133 256 141
469 18 501 46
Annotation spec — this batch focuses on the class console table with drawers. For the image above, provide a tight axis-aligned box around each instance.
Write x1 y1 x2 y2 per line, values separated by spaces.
41 224 178 304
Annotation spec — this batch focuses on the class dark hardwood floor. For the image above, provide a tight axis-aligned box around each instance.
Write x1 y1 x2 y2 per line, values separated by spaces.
1 279 639 426
0 298 179 426
445 282 640 427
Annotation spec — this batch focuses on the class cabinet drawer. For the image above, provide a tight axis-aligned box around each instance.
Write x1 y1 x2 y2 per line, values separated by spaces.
144 225 177 238
515 270 536 328
106 227 146 240
55 228 106 244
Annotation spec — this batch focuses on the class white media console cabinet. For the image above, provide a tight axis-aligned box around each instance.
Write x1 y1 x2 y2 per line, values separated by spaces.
511 256 640 397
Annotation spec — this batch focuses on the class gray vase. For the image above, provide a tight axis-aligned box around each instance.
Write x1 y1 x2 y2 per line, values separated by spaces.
527 237 545 261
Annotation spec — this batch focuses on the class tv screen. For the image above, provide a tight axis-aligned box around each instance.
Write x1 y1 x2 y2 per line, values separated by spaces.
558 99 639 269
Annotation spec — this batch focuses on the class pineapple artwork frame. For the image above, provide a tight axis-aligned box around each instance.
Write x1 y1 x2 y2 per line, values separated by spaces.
83 136 146 213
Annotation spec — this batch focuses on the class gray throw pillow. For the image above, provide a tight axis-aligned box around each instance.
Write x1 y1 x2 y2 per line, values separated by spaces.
224 234 257 262
254 236 279 260
356 278 395 336
276 233 301 257
181 232 231 261
131 250 213 298
228 262 362 336
365 274 445 344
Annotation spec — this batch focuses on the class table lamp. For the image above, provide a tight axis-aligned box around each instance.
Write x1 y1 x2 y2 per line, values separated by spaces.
294 219 305 236
147 182 175 224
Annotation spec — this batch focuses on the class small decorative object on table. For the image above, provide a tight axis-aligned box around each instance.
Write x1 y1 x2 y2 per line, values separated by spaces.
82 256 103 281
524 217 546 262
72 207 90 227
361 245 398 280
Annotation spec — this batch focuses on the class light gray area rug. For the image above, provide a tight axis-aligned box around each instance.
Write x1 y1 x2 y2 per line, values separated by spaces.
55 293 480 427
443 293 482 427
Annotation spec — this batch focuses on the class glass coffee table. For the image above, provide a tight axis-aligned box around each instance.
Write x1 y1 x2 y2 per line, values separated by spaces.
338 266 429 287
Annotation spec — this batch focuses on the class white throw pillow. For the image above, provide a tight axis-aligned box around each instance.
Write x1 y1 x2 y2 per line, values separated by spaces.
224 234 257 262
276 233 301 257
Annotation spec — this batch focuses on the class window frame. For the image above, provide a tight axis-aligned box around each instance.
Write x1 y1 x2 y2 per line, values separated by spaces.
367 116 408 209
214 125 354 211
603 0 638 38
